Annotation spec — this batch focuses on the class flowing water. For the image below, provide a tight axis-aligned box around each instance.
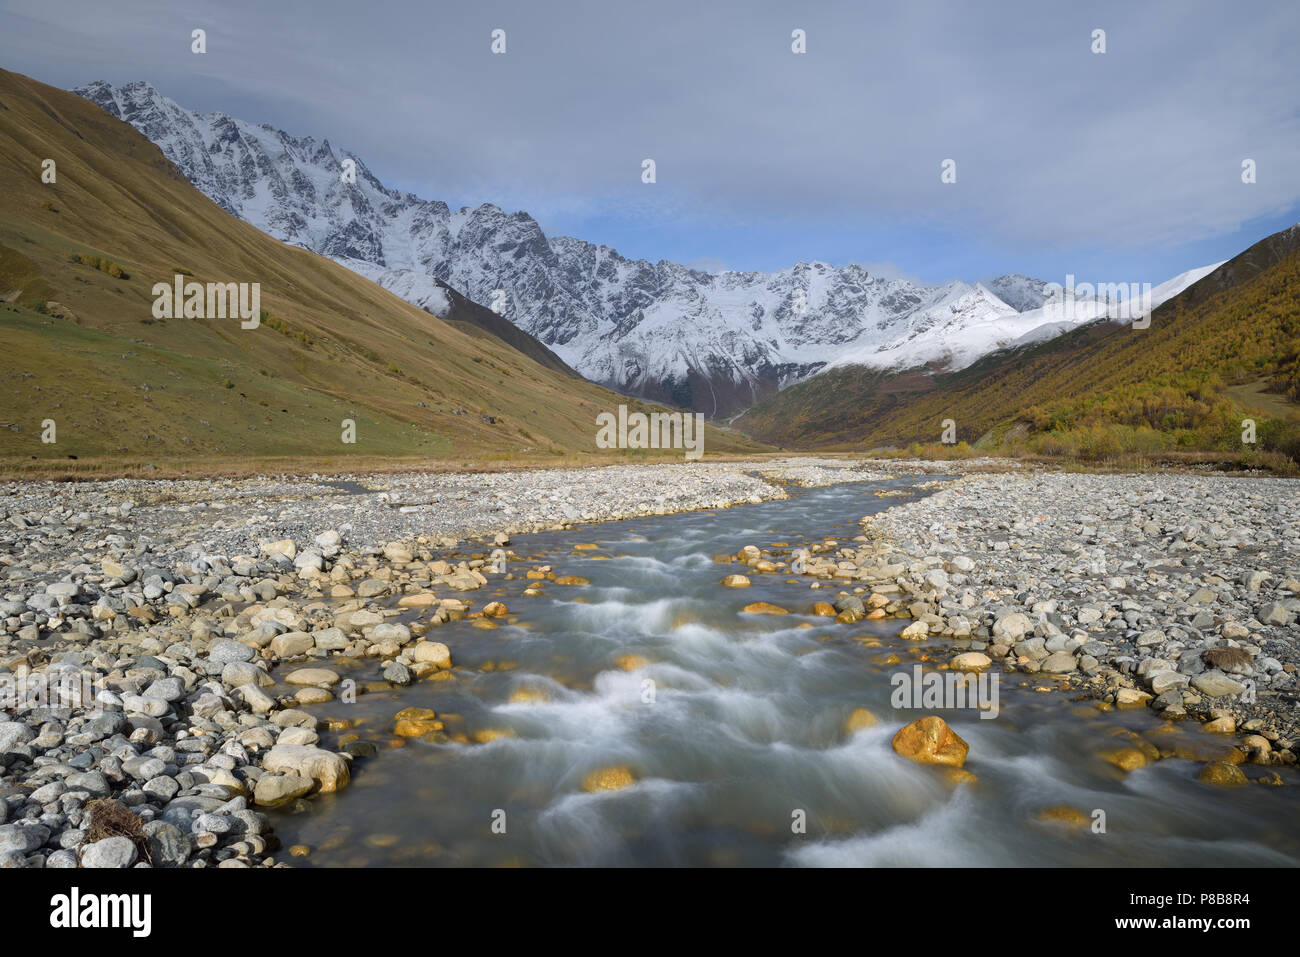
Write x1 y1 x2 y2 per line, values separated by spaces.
269 476 1300 866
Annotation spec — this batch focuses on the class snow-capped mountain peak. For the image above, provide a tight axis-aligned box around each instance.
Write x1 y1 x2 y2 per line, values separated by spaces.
75 80 1218 417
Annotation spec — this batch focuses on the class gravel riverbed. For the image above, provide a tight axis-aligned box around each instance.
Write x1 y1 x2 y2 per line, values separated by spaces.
787 470 1300 773
1 459 1294 868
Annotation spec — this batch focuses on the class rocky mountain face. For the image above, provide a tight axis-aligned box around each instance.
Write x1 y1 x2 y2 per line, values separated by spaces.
77 80 1193 418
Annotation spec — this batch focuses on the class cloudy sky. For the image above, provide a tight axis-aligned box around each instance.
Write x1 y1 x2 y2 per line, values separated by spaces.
3 0 1298 285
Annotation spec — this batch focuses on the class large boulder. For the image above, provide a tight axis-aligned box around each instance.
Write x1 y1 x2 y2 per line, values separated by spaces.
253 773 316 807
0 722 34 753
80 836 137 868
992 613 1032 641
262 745 350 793
950 652 991 672
1191 672 1246 698
283 668 340 687
1197 762 1247 787
269 631 314 658
208 640 255 665
410 641 451 669
891 716 969 768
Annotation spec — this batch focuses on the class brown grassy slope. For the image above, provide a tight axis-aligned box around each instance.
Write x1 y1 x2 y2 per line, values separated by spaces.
0 69 766 467
739 224 1300 450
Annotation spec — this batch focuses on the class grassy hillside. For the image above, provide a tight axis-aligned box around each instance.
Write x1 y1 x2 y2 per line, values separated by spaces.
740 225 1300 466
0 69 766 475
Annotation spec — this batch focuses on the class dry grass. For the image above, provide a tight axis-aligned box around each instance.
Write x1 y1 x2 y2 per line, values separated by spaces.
1202 646 1254 671
78 798 152 866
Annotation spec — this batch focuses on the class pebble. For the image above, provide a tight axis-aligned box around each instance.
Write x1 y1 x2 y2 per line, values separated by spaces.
80 836 138 868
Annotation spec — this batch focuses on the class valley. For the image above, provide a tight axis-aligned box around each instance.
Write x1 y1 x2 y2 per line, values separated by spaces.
0 0 1296 887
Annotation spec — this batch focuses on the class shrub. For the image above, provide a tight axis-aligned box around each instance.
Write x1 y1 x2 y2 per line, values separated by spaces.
1259 418 1300 463
1077 424 1123 461
70 252 129 279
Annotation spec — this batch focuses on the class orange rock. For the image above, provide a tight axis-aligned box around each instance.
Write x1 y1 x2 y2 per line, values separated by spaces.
582 766 636 792
1098 747 1149 772
507 687 549 704
742 602 789 615
393 707 442 737
811 602 836 616
395 707 437 721
891 716 969 768
844 708 878 733
394 717 444 736
1197 761 1247 787
1037 806 1090 827
945 768 978 785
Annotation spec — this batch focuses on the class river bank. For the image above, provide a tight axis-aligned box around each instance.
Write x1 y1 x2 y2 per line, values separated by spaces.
848 471 1300 745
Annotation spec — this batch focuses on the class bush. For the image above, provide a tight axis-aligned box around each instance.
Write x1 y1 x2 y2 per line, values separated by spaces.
1030 431 1072 457
70 252 129 279
1077 424 1124 461
1259 418 1300 463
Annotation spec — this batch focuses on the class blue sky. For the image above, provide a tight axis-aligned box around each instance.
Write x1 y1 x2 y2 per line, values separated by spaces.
3 0 1298 285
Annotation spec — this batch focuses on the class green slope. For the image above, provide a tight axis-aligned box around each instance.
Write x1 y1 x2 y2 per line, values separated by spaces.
0 69 767 472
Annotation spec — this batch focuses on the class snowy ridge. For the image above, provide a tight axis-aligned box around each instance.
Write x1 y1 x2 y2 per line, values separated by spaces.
76 80 1220 416
829 262 1225 372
